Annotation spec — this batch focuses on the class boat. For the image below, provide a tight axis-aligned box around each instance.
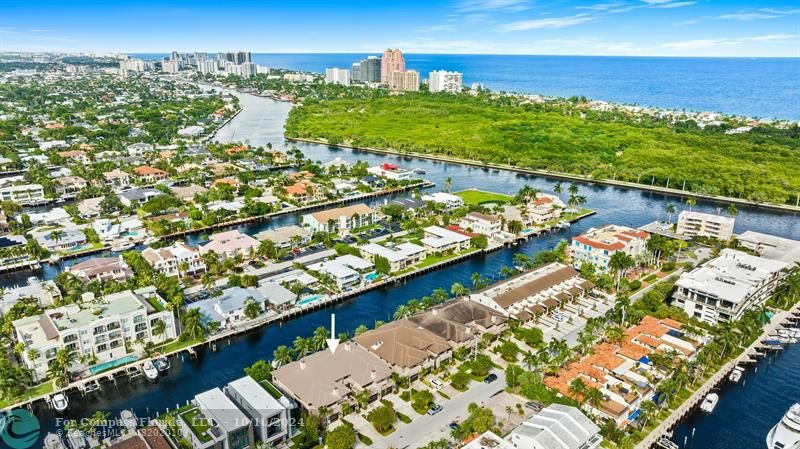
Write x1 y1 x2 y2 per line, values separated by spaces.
656 436 679 449
767 403 800 449
111 242 135 252
154 356 170 373
729 366 744 383
51 392 69 413
120 409 138 433
141 360 159 381
412 168 426 174
82 379 100 394
143 236 160 245
44 433 66 449
556 220 571 229
700 392 719 413
66 429 87 449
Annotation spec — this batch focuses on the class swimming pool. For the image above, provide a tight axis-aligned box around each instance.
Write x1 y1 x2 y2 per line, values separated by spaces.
364 272 379 282
89 354 140 374
297 295 322 306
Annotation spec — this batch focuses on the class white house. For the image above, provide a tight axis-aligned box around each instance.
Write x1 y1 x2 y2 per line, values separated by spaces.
421 192 464 210
142 242 205 277
421 226 471 254
0 184 46 205
359 241 426 272
459 212 502 237
507 404 602 449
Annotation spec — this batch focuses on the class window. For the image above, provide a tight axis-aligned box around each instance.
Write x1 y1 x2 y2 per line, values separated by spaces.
228 427 250 449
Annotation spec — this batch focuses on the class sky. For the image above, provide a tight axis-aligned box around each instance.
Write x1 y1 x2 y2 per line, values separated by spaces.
1 0 799 56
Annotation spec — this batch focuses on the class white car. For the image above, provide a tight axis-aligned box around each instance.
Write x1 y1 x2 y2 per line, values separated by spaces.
552 313 565 322
430 377 444 390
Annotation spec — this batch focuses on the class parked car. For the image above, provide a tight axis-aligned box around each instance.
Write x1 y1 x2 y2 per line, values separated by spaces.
483 373 498 383
427 404 443 415
448 422 459 431
430 377 445 390
525 401 542 411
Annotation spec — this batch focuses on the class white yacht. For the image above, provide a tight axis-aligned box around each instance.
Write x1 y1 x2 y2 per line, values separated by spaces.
729 366 744 383
44 433 66 449
51 392 69 413
141 360 159 382
700 392 719 413
767 403 800 449
66 429 87 449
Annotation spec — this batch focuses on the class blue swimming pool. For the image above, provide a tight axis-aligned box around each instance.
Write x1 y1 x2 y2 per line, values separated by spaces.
364 272 379 282
297 295 322 306
89 354 139 374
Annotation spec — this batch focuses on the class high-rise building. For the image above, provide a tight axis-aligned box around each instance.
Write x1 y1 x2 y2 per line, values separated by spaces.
241 62 257 78
161 59 180 74
389 70 419 92
381 49 405 84
170 51 179 61
428 70 463 93
351 62 362 83
352 56 381 83
235 51 251 64
325 68 350 86
198 59 217 74
194 52 208 66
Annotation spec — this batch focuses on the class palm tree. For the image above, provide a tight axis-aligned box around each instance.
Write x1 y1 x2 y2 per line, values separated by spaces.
181 308 206 340
608 252 635 290
568 183 579 196
664 203 676 224
584 387 604 411
151 319 166 342
273 345 293 367
450 282 470 297
444 177 453 193
553 182 563 201
48 347 78 386
726 203 738 217
311 326 329 351
394 304 411 320
569 378 588 405
686 197 697 211
354 324 369 336
293 336 310 359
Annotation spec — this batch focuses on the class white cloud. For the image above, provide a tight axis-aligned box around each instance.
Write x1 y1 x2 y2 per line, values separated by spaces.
417 24 456 33
500 14 595 31
717 12 781 21
661 34 797 50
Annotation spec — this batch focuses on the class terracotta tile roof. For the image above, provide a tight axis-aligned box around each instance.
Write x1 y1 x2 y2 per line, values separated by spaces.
133 166 167 176
139 427 171 449
285 182 308 195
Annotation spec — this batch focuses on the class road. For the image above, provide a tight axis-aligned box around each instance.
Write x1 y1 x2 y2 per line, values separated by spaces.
373 369 507 449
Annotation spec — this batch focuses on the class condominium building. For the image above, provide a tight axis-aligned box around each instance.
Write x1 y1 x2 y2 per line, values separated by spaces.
352 56 381 83
324 68 350 86
570 225 650 271
676 210 735 241
428 70 463 93
470 262 593 320
161 60 180 74
142 242 205 277
389 70 419 92
66 256 134 283
175 387 254 449
381 49 405 84
354 319 452 379
460 212 502 237
421 226 471 254
254 225 311 249
301 203 379 236
359 241 426 272
224 376 293 447
507 404 602 449
0 184 45 205
13 288 177 381
673 249 788 324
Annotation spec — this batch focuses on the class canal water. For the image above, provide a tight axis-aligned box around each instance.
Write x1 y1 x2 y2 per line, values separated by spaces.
16 91 800 448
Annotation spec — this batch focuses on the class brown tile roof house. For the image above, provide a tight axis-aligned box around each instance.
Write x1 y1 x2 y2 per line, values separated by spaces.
308 203 377 224
407 299 506 345
354 320 452 376
67 256 133 283
490 264 580 309
272 342 392 413
107 436 148 449
139 426 172 449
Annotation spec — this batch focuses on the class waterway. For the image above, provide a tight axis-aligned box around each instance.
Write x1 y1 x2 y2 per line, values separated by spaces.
19 91 800 448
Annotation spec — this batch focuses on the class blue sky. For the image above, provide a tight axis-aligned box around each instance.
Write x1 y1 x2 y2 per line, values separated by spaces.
1 0 799 56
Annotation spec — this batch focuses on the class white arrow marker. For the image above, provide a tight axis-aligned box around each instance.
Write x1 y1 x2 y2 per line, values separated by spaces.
325 314 340 354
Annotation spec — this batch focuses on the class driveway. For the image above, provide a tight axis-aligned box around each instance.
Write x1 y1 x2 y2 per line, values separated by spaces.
371 369 507 449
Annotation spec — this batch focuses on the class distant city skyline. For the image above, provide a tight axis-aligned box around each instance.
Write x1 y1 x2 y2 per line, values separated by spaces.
1 0 799 57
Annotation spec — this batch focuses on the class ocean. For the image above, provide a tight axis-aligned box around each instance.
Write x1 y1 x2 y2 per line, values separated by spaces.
134 53 800 120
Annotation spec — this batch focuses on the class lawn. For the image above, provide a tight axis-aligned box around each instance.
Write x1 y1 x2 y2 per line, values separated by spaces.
0 381 55 409
259 380 283 399
180 408 212 442
455 189 514 206
155 336 204 354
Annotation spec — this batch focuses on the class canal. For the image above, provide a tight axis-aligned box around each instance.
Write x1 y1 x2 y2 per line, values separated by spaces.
17 90 800 446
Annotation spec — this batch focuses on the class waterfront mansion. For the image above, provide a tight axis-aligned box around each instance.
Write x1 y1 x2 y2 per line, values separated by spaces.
12 287 178 381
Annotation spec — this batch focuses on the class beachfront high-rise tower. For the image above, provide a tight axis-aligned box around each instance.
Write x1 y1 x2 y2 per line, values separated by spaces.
381 49 405 84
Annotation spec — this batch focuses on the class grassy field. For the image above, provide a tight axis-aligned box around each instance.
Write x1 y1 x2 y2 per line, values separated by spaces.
454 189 514 206
0 381 55 409
286 93 800 205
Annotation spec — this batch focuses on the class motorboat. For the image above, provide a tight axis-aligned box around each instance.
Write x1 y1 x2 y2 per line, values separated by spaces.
44 433 66 449
120 409 138 434
767 403 800 449
66 429 87 449
111 242 135 252
700 392 719 413
82 379 100 394
51 392 69 413
154 356 170 373
141 360 159 382
412 168 426 174
656 437 679 449
729 366 744 383
143 236 160 245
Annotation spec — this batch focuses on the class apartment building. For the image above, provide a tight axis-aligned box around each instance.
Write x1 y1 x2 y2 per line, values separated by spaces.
175 387 254 449
359 241 426 272
142 242 205 277
324 68 350 86
0 184 45 205
380 49 404 84
428 70 463 93
570 225 650 271
460 212 502 237
254 225 311 249
301 203 379 236
676 210 735 241
13 288 177 381
673 249 788 324
421 226 471 254
471 263 594 321
224 376 293 447
389 70 419 92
